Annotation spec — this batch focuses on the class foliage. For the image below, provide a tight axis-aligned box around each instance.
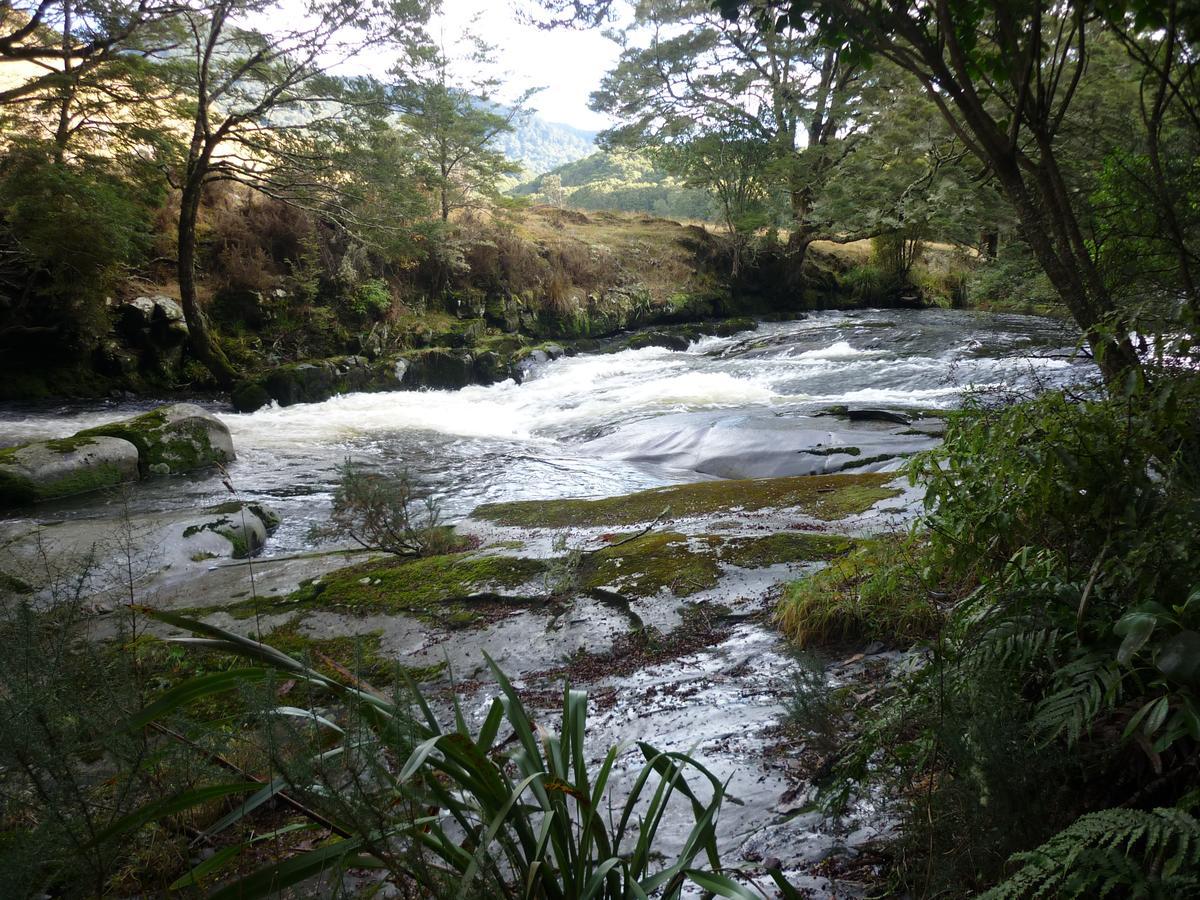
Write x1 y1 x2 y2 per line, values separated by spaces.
513 150 713 220
776 535 941 647
982 803 1200 899
0 147 160 349
314 462 459 558
820 374 1200 893
111 609 762 899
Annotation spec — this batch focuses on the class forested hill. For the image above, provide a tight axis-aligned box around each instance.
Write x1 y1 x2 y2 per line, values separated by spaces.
494 114 597 175
512 149 714 220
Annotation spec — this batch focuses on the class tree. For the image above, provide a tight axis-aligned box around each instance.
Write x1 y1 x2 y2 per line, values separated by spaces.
161 0 429 387
713 0 1155 381
0 0 181 107
393 27 532 223
657 132 773 274
541 171 564 207
591 0 876 272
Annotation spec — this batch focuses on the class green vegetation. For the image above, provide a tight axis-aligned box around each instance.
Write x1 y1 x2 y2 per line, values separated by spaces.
802 377 1200 895
776 536 941 647
474 471 899 528
242 552 548 627
581 532 723 598
107 609 760 899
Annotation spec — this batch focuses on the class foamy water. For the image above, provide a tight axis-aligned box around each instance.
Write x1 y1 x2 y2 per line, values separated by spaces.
0 309 1092 551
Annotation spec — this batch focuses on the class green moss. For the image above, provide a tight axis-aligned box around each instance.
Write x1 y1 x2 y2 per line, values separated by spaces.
719 533 858 568
43 435 102 454
473 472 901 528
223 552 548 627
581 532 722 598
78 408 218 475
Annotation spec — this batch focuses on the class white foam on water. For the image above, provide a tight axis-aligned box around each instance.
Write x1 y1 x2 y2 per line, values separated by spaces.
795 340 885 360
221 346 779 450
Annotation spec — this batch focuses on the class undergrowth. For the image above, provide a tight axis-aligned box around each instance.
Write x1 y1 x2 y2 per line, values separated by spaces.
806 372 1200 896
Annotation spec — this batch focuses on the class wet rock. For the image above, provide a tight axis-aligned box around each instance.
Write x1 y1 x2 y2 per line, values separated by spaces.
118 295 189 347
181 501 280 559
0 436 139 505
78 403 234 476
626 331 691 352
515 349 550 383
715 317 759 337
231 380 272 413
846 408 911 425
404 348 475 389
473 351 510 385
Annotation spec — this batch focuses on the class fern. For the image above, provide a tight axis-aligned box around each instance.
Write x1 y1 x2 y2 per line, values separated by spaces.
983 806 1200 899
1032 652 1124 746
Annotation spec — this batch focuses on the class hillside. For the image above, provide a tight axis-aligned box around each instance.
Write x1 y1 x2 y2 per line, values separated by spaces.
513 149 714 220
494 115 597 176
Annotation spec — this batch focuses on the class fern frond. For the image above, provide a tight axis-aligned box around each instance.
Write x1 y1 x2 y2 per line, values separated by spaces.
982 806 1200 899
1032 653 1124 746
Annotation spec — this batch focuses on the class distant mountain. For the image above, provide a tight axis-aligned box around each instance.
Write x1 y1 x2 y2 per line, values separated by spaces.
494 115 597 177
512 149 714 221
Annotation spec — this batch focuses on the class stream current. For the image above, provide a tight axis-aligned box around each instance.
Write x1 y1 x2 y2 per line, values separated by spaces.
0 308 1093 550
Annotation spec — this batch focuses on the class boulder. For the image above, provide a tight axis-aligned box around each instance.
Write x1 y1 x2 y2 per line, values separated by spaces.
181 501 280 559
79 403 234 475
846 409 912 425
0 436 139 505
404 349 475 389
626 331 692 352
118 295 189 348
231 380 272 414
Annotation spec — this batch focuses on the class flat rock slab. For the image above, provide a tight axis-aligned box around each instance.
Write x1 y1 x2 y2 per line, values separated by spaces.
0 436 139 504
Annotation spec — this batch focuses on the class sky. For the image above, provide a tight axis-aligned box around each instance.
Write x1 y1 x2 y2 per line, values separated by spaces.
431 0 621 132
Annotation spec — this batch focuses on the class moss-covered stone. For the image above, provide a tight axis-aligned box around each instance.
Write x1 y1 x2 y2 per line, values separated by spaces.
472 472 901 528
78 403 234 476
227 552 548 627
719 532 857 567
0 436 139 506
231 380 272 413
581 532 723 598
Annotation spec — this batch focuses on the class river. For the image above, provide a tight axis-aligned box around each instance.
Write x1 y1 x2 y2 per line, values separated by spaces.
0 308 1092 551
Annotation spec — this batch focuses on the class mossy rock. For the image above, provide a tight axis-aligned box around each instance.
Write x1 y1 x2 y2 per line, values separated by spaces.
181 503 276 559
718 532 857 567
231 380 272 414
261 621 444 686
580 532 722 598
227 552 548 627
78 403 234 476
472 472 901 528
0 436 139 506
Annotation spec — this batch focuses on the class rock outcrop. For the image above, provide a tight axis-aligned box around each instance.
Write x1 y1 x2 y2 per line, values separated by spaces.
78 403 234 475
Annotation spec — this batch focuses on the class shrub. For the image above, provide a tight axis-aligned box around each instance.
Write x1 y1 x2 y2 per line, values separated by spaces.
345 278 393 320
823 374 1200 894
314 462 463 558
775 535 942 647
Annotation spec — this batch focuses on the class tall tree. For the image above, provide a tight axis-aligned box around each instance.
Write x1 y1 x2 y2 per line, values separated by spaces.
591 0 872 270
393 27 532 223
713 0 1153 381
162 0 429 387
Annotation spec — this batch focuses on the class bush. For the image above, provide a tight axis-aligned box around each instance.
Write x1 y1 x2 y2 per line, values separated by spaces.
824 375 1200 894
345 278 393 320
775 535 942 647
314 462 465 558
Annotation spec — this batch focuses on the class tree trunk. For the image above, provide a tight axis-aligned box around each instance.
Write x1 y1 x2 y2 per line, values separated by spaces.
177 178 238 388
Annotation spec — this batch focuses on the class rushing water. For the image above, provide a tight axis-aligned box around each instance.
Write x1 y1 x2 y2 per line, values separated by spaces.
0 308 1093 552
